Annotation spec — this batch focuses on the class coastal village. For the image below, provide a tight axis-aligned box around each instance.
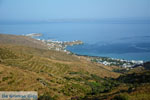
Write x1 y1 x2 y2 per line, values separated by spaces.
43 39 83 53
25 33 83 53
90 57 144 68
26 33 144 68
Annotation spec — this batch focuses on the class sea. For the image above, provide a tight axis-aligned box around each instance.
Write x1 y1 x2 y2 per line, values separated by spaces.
0 21 150 61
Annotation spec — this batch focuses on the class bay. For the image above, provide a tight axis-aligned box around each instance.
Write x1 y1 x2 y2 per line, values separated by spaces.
0 22 150 61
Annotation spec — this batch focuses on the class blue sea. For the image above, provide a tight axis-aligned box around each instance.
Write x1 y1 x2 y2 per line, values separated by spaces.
0 21 150 61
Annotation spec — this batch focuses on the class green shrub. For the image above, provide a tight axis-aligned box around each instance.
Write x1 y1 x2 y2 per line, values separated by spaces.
38 94 54 100
61 83 88 96
87 82 104 95
112 94 129 100
2 76 12 81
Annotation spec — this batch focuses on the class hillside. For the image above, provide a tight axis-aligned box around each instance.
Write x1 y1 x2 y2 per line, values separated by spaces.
1 34 150 100
0 34 48 49
0 34 120 100
80 70 150 100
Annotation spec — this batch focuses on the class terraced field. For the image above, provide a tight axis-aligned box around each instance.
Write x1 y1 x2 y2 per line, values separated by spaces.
1 34 149 100
0 36 120 100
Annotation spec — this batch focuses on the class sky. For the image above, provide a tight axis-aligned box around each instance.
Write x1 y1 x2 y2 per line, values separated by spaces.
0 0 150 21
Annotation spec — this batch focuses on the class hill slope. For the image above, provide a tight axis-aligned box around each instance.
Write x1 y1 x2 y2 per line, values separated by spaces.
0 34 119 100
0 34 48 49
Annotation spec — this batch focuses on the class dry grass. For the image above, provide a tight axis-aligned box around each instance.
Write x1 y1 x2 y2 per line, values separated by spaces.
0 34 120 100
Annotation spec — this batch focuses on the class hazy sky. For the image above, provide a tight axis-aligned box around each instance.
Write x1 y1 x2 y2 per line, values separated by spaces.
0 0 150 21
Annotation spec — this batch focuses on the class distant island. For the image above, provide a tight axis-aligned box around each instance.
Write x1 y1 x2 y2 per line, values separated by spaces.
26 33 43 37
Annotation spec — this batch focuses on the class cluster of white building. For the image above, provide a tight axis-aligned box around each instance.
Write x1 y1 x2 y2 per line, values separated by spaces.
92 57 144 68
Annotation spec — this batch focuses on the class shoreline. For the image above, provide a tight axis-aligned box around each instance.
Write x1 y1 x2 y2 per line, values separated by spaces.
23 33 146 68
67 51 144 68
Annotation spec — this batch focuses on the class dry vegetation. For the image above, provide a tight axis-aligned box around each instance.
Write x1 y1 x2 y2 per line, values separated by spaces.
0 34 150 100
0 34 120 100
